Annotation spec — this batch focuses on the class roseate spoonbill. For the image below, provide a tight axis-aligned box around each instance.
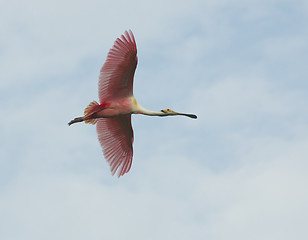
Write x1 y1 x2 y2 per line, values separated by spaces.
68 30 197 177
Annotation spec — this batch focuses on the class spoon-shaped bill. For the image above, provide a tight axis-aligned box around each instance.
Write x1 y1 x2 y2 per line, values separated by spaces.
177 112 197 119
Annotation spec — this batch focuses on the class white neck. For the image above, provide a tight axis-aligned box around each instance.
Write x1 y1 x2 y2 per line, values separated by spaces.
135 105 166 116
131 97 197 119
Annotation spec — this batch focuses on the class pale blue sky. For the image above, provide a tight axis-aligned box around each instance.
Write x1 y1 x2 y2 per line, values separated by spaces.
1 0 308 239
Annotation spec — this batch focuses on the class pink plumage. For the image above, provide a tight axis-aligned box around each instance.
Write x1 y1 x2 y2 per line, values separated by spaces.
96 116 133 177
68 30 197 177
99 30 137 103
95 30 137 176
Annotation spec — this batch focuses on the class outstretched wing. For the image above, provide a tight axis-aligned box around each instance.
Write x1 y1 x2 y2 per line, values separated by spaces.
96 115 134 177
99 30 138 103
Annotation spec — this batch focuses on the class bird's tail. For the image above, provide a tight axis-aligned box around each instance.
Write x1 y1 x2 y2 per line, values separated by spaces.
68 101 100 126
84 101 100 125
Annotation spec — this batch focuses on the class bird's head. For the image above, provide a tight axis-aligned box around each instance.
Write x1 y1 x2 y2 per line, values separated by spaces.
160 108 197 119
161 108 175 115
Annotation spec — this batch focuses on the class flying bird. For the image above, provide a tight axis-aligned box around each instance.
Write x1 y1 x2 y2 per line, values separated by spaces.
69 30 197 177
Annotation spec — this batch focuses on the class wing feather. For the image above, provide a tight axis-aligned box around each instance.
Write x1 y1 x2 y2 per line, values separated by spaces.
96 115 134 177
99 30 137 103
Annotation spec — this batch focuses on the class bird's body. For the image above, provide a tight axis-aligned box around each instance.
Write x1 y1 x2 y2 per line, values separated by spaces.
95 97 134 118
69 30 197 177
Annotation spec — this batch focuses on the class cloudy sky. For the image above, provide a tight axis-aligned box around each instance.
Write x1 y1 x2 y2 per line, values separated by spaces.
1 0 308 239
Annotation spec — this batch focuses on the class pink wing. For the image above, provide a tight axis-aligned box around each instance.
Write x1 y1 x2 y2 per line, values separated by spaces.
99 30 138 103
96 115 134 177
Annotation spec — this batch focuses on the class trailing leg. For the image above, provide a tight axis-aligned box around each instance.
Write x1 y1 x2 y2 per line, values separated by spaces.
68 117 84 126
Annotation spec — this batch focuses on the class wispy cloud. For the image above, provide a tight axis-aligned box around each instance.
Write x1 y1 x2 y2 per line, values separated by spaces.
1 0 308 239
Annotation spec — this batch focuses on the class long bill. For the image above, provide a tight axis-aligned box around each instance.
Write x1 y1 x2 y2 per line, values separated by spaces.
176 112 197 119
